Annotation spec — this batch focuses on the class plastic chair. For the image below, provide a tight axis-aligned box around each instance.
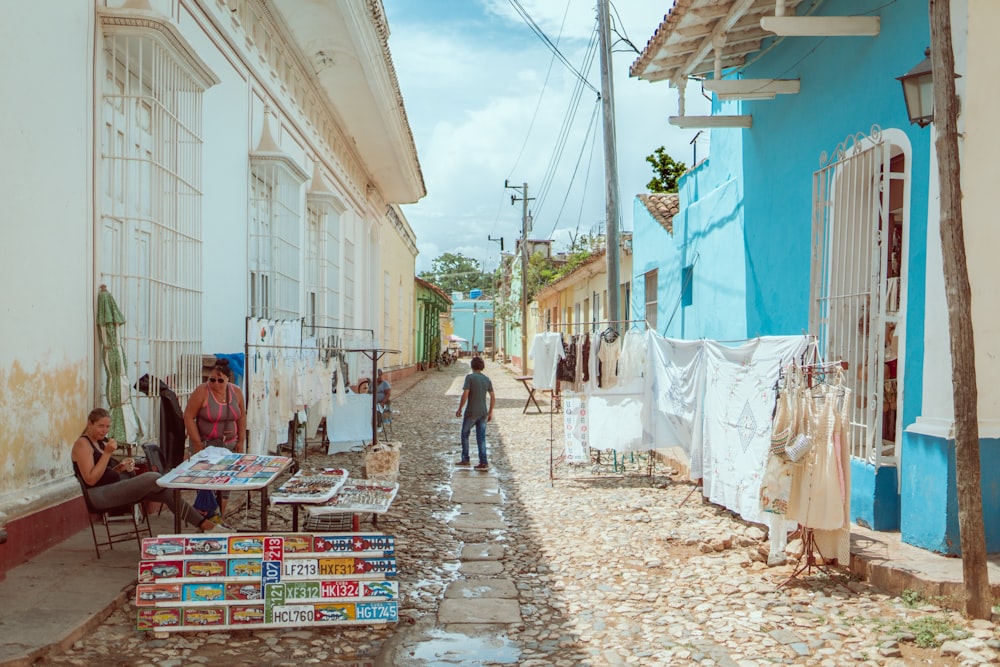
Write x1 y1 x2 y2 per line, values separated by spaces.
75 474 152 559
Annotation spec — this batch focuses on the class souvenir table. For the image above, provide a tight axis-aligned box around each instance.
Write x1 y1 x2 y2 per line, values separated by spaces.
157 450 293 532
269 468 349 531
302 480 399 532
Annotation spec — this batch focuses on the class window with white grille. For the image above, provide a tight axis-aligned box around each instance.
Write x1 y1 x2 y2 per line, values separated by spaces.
305 197 342 333
249 122 307 320
99 24 215 437
344 238 356 329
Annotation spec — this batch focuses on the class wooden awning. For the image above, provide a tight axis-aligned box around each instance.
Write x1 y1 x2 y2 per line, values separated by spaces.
630 0 805 84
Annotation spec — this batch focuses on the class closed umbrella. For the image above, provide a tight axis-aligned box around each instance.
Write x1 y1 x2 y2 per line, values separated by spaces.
96 284 144 444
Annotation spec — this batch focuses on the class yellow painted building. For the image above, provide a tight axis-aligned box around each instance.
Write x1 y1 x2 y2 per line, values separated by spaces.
531 244 633 373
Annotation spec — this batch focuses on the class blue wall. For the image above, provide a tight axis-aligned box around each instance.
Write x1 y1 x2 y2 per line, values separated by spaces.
901 433 1000 554
635 2 936 539
741 2 930 431
451 299 494 352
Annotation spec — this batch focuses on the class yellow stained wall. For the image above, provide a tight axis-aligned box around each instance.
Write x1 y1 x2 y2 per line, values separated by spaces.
0 360 89 510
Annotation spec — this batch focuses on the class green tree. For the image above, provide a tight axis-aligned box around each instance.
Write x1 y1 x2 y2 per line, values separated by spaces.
419 252 492 296
645 147 687 193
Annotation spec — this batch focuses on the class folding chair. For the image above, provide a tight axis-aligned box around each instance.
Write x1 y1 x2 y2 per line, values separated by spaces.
376 402 393 440
75 474 153 559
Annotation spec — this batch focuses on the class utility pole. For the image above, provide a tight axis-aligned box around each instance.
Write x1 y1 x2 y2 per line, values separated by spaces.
598 0 621 330
488 235 504 361
929 0 988 619
506 180 534 375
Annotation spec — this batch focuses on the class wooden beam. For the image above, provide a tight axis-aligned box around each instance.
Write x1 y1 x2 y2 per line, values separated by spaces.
704 79 800 99
681 0 757 77
760 16 880 36
669 115 753 129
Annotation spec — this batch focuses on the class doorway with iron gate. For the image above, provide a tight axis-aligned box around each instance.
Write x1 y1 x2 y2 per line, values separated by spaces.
810 126 909 531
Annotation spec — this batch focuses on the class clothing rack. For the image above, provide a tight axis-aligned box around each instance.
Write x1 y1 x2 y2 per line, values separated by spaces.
539 320 661 485
244 319 378 468
774 349 851 590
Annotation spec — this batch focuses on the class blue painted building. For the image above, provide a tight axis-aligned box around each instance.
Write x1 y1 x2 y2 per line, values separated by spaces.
450 295 494 354
631 1 1000 555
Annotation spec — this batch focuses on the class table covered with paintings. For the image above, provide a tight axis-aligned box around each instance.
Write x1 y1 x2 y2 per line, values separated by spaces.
156 448 293 532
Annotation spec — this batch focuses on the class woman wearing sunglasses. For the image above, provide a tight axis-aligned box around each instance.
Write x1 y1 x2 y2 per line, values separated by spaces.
183 358 246 516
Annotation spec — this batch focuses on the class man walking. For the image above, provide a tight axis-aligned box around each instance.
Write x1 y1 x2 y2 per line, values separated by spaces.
455 356 495 470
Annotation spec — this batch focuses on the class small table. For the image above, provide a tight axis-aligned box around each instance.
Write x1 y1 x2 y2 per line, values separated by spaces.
303 480 399 531
156 451 293 533
270 468 349 532
515 376 543 414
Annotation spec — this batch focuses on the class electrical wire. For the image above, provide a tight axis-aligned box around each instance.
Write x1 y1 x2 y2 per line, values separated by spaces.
506 0 600 96
545 99 600 239
534 27 599 217
609 0 641 55
505 0 574 181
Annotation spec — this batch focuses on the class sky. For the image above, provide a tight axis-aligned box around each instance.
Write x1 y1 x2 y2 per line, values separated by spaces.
381 0 709 275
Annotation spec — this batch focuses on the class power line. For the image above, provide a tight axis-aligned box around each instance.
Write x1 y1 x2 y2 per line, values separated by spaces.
547 100 600 239
505 0 574 182
505 0 600 96
534 28 599 218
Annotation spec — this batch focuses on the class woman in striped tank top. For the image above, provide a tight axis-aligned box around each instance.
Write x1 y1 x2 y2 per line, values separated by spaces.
184 358 246 515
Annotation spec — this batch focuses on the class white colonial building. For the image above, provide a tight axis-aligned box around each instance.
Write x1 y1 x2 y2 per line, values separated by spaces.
0 0 423 573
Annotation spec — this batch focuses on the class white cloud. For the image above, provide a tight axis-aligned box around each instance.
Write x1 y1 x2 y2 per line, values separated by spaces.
385 0 707 274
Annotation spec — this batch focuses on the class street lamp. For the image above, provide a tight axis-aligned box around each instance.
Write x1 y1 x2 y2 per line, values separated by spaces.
897 48 934 127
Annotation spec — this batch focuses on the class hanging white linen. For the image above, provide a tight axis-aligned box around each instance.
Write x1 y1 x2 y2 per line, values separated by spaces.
529 332 564 390
616 329 647 384
561 392 589 464
647 334 706 461
698 336 809 524
327 393 373 451
587 378 648 452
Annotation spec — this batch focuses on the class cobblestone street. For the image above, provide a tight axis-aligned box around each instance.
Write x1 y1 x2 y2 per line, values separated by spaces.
39 360 1000 666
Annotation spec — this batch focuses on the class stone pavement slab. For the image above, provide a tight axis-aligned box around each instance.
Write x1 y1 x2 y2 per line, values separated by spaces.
450 504 505 532
460 543 505 561
438 598 522 624
459 560 505 576
444 578 518 599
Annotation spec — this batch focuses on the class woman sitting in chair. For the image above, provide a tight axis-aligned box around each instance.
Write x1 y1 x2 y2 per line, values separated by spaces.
72 408 218 532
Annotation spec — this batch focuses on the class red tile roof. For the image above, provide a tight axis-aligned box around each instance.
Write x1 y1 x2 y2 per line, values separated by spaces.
639 193 680 234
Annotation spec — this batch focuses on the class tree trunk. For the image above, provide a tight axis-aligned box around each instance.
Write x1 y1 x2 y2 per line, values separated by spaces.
929 0 991 619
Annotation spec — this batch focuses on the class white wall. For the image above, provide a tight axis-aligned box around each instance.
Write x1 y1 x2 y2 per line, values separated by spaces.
0 4 96 505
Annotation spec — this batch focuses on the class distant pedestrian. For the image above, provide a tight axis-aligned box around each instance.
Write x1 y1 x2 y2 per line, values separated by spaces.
455 356 495 470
